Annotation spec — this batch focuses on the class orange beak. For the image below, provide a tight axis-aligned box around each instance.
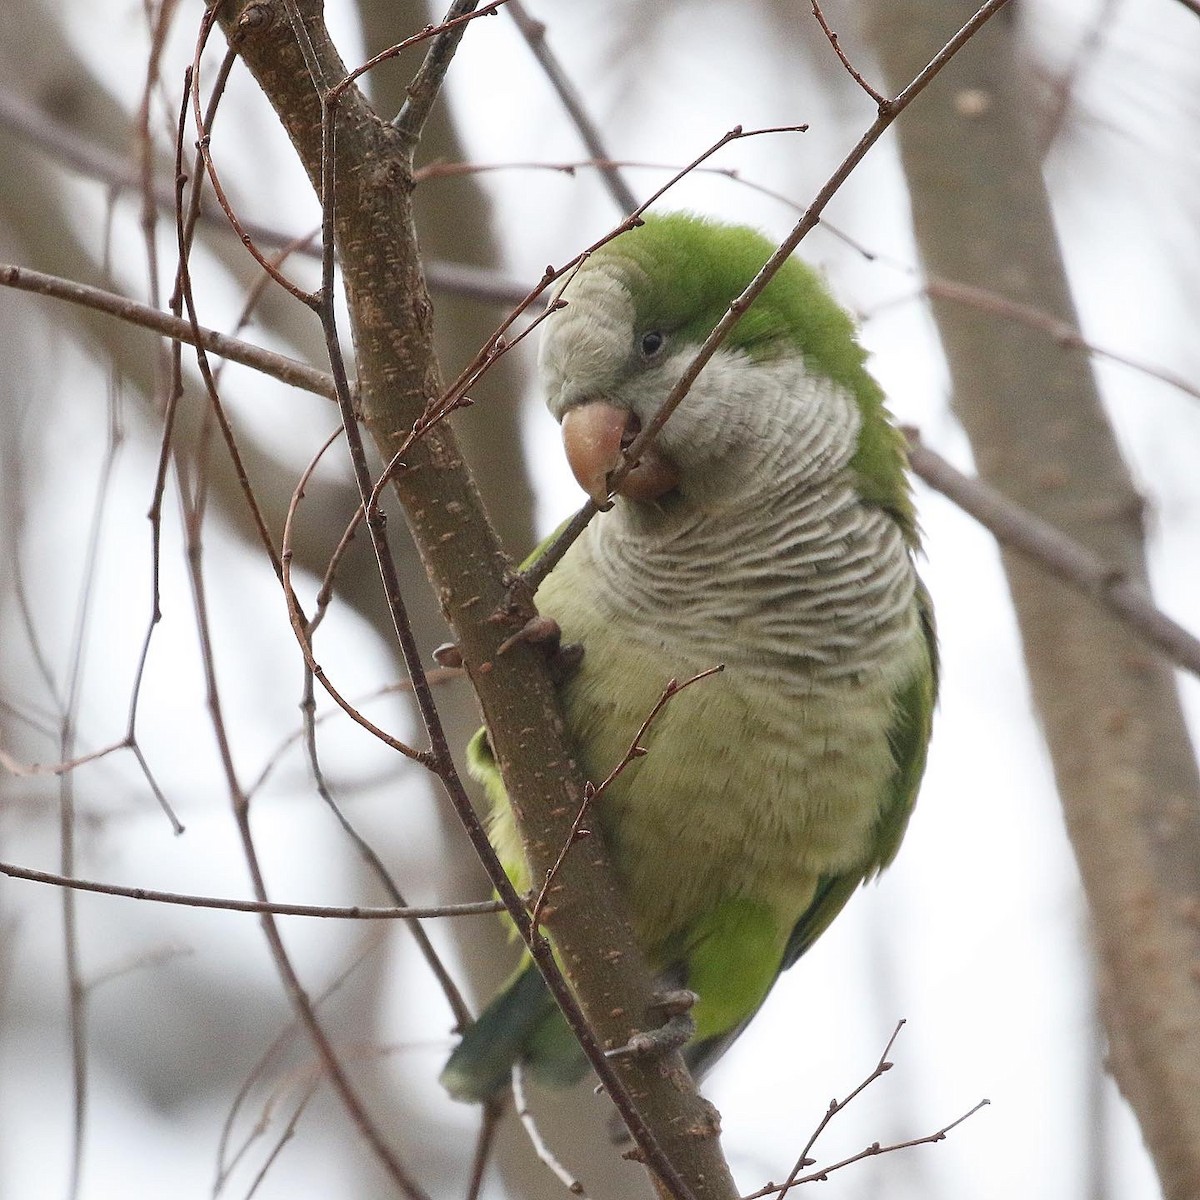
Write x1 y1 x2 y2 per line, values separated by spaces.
560 402 680 507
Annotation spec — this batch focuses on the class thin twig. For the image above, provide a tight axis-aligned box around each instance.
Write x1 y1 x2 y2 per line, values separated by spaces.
465 1097 506 1200
346 2 503 101
734 1021 989 1199
392 1 509 140
242 1075 321 1199
507 0 639 213
174 73 289 595
0 859 503 919
0 264 336 398
245 670 463 800
279 431 431 762
297 617 474 1027
906 435 1200 678
513 1065 588 1195
745 1099 990 1197
781 1020 907 1195
809 0 886 104
59 340 129 1200
0 736 133 778
1037 0 1117 155
605 0 1016 509
84 942 194 994
215 940 383 1194
189 38 314 303
521 502 597 592
530 667 725 931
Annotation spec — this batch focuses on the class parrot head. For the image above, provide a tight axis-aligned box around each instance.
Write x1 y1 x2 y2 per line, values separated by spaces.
537 212 909 524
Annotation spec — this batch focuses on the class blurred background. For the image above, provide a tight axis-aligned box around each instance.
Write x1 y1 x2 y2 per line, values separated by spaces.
1 1 1198 1197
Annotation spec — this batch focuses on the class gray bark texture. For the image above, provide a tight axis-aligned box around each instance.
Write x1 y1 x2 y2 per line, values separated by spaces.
864 4 1200 1197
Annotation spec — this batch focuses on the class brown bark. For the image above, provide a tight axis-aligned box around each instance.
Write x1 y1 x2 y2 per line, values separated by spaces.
209 3 737 1197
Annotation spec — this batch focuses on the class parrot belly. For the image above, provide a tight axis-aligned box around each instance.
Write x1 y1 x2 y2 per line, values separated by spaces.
546 596 915 963
481 480 925 1057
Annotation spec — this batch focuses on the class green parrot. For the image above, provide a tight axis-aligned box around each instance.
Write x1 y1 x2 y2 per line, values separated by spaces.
440 212 937 1103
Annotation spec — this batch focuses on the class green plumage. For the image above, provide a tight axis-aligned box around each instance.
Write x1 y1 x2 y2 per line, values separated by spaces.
441 214 936 1103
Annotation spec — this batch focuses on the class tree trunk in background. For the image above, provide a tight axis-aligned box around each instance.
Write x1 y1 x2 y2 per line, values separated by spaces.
863 3 1200 1196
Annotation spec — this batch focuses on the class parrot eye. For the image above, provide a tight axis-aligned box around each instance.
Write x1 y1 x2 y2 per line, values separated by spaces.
639 330 666 360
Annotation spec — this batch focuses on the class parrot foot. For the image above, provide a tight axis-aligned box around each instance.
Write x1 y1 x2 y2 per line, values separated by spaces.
605 989 698 1061
496 616 584 683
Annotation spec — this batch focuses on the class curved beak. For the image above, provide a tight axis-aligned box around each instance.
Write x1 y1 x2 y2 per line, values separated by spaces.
560 401 679 507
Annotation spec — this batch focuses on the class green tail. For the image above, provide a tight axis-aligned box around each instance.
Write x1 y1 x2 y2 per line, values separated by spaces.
440 962 589 1102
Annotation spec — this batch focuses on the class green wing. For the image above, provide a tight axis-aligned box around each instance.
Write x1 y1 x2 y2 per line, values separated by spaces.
781 580 938 971
685 584 937 1079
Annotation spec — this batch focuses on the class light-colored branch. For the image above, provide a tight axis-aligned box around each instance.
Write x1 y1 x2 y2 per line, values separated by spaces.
512 1066 588 1196
906 437 1200 677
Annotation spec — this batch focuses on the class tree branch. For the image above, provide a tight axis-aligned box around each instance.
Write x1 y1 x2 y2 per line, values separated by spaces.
210 4 727 1196
906 436 1200 677
0 859 504 919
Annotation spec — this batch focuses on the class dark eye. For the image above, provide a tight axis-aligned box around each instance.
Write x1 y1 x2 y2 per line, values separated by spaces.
639 330 665 359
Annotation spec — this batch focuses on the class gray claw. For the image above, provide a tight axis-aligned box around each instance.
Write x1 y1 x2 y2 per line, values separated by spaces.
605 989 698 1061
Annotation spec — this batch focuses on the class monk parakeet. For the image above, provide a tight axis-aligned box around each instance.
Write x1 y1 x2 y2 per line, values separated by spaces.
441 213 936 1102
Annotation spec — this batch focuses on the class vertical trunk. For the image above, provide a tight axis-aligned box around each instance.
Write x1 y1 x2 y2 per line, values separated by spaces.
863 4 1200 1196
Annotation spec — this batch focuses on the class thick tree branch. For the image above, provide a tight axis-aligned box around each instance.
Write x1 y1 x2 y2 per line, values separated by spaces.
208 3 728 1196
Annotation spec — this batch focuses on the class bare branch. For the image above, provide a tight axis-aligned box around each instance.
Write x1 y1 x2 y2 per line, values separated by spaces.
392 1 509 141
507 0 639 214
0 736 132 778
513 1065 588 1196
746 1099 990 1196
809 0 887 105
607 0 1016 504
530 666 725 930
906 435 1200 678
0 263 336 398
735 1022 988 1198
0 859 504 920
